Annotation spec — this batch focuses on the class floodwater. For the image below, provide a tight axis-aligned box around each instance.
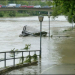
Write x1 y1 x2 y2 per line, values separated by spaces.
0 16 75 74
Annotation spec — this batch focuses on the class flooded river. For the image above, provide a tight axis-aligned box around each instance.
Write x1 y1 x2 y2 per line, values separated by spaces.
0 16 75 74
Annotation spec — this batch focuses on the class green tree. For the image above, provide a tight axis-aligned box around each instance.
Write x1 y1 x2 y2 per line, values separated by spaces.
46 1 52 6
0 1 6 5
9 11 16 17
0 11 4 17
47 0 75 23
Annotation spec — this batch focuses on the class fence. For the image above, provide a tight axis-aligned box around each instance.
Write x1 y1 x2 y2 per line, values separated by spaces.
0 50 40 68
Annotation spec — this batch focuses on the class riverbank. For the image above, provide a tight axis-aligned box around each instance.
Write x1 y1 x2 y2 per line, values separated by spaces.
0 61 38 74
0 11 48 18
58 26 75 64
41 26 75 74
63 26 75 37
0 16 75 74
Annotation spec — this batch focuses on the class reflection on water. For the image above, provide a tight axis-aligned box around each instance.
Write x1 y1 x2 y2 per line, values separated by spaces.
0 16 75 74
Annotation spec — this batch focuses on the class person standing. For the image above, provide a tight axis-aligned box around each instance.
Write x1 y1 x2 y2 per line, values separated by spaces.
22 25 27 34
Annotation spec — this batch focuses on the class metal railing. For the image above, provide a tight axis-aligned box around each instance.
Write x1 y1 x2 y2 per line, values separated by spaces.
0 50 40 68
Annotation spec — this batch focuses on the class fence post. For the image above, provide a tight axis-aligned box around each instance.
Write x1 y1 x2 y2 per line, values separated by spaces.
29 51 31 63
22 51 23 64
13 52 15 66
4 52 6 68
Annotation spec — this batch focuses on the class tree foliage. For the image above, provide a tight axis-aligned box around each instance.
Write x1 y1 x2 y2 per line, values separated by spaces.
9 11 16 17
0 11 4 17
48 0 75 23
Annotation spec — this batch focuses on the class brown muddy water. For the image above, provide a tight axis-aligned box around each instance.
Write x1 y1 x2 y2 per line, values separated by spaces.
0 16 75 74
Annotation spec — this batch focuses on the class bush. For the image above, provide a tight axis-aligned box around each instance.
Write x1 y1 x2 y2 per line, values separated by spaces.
0 11 4 17
9 11 16 17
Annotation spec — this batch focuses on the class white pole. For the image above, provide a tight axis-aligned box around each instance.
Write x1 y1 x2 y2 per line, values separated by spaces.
48 11 50 37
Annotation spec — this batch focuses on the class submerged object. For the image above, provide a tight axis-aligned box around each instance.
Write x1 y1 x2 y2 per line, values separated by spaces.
19 31 31 37
19 25 30 37
33 31 47 36
19 25 47 37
